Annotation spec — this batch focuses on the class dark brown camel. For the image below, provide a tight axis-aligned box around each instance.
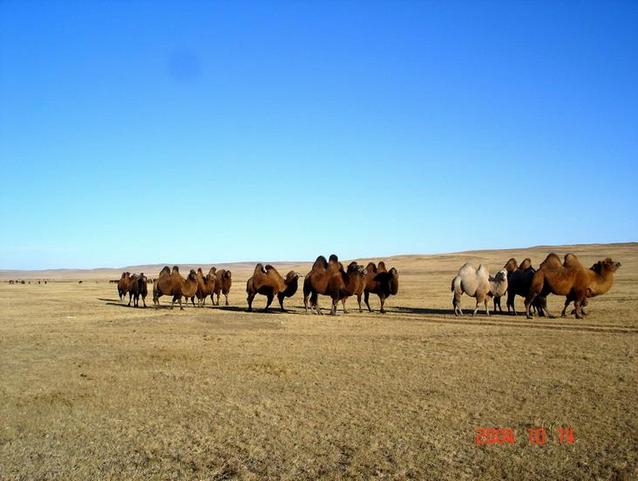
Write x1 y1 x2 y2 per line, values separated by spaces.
364 261 399 313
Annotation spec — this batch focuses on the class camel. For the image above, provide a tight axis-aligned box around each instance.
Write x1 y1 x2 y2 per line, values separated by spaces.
364 261 399 313
246 264 301 312
152 266 198 310
341 263 367 313
117 272 131 301
192 267 216 307
503 258 546 315
489 269 508 313
559 258 622 317
212 269 232 306
127 273 148 308
451 263 491 316
303 255 366 315
525 253 620 319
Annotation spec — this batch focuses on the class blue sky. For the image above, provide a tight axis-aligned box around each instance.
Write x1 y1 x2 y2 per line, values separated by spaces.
1 1 637 269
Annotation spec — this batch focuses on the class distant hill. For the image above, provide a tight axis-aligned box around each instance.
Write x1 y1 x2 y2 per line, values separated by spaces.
1 242 635 281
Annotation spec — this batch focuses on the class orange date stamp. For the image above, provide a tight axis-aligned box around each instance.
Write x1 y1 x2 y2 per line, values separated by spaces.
475 426 575 446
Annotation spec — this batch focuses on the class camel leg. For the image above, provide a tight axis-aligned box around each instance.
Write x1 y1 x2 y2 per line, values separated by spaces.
216 293 220 306
264 294 274 312
278 293 286 312
364 291 372 312
224 294 229 306
506 292 516 315
127 294 132 307
379 295 386 314
472 295 482 317
342 299 348 314
330 298 338 316
453 292 462 316
484 296 490 316
247 293 254 312
524 293 537 319
357 294 362 313
142 297 146 308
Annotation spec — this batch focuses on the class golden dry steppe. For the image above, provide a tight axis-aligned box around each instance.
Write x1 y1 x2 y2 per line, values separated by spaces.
1 243 637 480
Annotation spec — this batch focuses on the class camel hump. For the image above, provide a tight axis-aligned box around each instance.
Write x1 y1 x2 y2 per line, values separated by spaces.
519 258 532 270
563 253 582 268
366 262 377 274
159 266 171 277
477 264 489 279
541 253 562 269
172 266 180 274
377 261 387 272
328 255 341 272
254 263 266 276
457 263 475 276
504 258 517 272
312 255 328 271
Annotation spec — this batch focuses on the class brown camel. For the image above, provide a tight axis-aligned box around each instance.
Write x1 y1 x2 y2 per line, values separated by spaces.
246 264 301 312
194 267 216 307
525 253 620 319
364 261 399 313
117 272 131 301
559 258 621 317
153 266 198 310
303 255 366 315
340 262 367 313
213 269 232 306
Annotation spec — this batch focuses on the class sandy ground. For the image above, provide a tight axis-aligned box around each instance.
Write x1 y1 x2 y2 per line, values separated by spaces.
1 243 637 480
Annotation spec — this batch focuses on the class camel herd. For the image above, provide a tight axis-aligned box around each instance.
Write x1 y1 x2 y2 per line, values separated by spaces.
451 253 621 319
115 255 399 315
111 252 620 319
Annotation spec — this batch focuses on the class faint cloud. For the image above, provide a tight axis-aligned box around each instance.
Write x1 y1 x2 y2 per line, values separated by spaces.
167 49 201 84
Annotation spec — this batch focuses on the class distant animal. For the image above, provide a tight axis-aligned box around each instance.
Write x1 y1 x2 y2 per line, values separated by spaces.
212 269 232 306
152 266 198 310
364 261 399 313
503 258 546 316
78 281 82 284
8 280 13 285
451 263 491 316
117 272 131 301
127 273 148 308
303 255 367 315
525 253 621 319
246 264 301 312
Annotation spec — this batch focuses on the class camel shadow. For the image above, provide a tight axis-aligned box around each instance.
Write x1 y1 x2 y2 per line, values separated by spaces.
391 306 515 317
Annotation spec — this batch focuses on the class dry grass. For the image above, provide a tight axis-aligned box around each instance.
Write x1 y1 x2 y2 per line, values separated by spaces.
1 243 637 480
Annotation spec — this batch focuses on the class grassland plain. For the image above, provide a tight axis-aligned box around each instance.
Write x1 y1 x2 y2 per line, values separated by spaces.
1 243 637 480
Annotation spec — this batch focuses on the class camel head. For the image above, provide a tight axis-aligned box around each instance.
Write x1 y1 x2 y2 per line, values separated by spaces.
346 262 366 278
591 258 621 274
187 270 198 281
494 269 508 282
285 271 301 283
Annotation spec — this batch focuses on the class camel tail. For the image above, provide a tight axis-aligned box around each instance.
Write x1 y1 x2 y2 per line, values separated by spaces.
451 276 461 294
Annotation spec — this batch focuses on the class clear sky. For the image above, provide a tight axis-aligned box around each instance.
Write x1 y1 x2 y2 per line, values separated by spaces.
1 1 637 270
